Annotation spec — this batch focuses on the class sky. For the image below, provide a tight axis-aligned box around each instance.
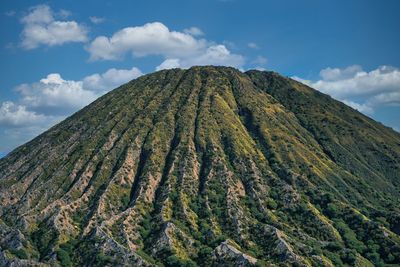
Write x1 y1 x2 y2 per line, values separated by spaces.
0 0 400 156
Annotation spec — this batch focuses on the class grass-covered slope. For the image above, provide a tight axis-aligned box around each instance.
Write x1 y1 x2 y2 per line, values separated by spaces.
0 66 399 266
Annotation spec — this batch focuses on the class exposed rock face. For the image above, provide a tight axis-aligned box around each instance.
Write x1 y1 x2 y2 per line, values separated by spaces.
0 66 399 266
212 240 258 266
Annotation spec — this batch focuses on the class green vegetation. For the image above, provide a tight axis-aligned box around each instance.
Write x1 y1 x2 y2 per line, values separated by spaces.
0 66 399 266
56 239 79 267
94 252 113 266
57 248 72 267
9 248 28 259
31 222 58 260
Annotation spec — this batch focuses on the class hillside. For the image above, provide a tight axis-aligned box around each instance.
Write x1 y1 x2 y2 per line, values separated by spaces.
1 66 399 266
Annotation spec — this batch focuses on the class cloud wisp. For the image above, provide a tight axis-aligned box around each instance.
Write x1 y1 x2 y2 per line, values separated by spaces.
89 16 105 24
183 27 204 36
247 42 259 49
292 65 400 114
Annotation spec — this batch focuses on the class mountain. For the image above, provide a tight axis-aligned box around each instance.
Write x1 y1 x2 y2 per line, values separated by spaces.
1 66 399 267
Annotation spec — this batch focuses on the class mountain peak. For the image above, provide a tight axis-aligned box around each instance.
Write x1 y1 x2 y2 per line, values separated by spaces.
1 67 399 266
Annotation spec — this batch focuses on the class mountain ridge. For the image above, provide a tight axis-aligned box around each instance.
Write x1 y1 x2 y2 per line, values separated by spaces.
0 66 399 266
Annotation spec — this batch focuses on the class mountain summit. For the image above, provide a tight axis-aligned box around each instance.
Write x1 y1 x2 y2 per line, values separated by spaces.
1 66 399 266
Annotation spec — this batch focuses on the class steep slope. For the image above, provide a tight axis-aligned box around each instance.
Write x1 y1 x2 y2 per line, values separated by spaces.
0 66 399 267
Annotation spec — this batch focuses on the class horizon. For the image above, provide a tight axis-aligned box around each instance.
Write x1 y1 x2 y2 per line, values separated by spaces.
1 0 400 156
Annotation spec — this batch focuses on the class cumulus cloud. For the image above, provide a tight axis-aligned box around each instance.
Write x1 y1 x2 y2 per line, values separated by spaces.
369 91 400 106
0 101 46 127
0 101 61 152
318 65 362 81
86 22 206 60
188 45 244 66
16 74 97 114
86 22 244 69
341 100 374 115
304 65 400 99
15 67 142 114
0 67 142 151
20 5 88 49
83 67 142 91
156 45 244 70
292 65 400 114
156 59 181 71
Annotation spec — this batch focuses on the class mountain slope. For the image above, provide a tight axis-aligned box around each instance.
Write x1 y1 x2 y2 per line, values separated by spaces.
0 66 399 266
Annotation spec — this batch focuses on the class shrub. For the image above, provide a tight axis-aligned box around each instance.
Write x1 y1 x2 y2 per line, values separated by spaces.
334 220 366 253
340 249 357 265
166 255 197 267
94 252 113 266
267 198 278 210
325 203 339 218
197 246 213 266
10 248 28 259
57 248 72 267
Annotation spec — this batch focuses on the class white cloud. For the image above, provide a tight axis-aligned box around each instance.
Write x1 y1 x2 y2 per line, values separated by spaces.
342 100 374 115
292 65 400 114
86 22 207 60
0 101 46 127
0 101 60 151
89 16 105 24
368 91 400 107
156 59 181 71
86 22 244 69
319 65 362 81
291 76 311 85
307 65 400 99
83 67 142 91
187 44 244 67
0 67 143 151
21 5 53 24
156 45 244 70
16 74 96 114
16 67 143 114
183 27 204 36
20 5 88 49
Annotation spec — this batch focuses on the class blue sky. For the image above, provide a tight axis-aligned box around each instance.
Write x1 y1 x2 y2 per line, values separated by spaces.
1 0 400 155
